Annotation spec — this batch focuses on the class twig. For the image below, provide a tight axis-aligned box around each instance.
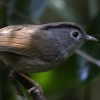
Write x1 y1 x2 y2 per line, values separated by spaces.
0 0 35 24
14 71 47 100
9 69 28 100
76 50 100 66
31 89 47 100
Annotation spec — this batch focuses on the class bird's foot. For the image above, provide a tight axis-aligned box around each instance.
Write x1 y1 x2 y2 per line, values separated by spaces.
18 73 43 95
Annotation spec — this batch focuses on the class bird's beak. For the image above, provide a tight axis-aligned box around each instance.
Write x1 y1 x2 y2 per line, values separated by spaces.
85 35 98 41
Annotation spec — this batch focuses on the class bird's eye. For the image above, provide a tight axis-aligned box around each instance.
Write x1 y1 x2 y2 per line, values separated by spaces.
72 32 79 38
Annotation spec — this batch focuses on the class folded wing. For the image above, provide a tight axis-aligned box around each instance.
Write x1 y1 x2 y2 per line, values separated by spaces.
0 25 40 58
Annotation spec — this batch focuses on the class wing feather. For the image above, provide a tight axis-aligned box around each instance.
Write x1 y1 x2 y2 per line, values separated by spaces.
0 25 40 57
0 25 60 62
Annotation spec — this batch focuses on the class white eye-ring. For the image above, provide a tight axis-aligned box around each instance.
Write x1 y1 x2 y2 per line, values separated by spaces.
71 31 79 38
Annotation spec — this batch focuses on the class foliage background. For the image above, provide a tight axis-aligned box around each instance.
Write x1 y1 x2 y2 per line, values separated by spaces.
0 0 100 100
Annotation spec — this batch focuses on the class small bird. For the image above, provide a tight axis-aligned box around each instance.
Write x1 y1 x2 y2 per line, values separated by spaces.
0 22 97 93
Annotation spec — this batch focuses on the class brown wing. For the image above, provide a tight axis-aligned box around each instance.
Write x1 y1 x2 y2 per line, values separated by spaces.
0 25 40 58
0 25 60 62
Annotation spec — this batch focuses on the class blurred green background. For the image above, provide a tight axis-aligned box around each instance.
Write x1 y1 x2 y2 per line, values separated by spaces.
0 0 100 100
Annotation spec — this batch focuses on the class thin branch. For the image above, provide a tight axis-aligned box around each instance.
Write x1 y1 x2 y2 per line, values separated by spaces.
76 50 100 66
31 89 47 100
9 69 28 100
14 70 47 100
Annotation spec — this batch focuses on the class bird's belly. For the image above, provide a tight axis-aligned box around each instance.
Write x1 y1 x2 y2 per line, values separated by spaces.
12 57 55 73
0 52 56 73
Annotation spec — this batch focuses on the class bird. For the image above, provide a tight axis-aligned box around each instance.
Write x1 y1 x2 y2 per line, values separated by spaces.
0 22 97 94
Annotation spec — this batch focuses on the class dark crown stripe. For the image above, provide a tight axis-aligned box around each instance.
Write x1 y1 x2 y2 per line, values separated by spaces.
41 23 86 36
41 24 82 32
42 24 68 30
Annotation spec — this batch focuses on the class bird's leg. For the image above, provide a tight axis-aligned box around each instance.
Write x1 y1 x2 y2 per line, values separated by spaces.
18 73 43 95
9 69 28 100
